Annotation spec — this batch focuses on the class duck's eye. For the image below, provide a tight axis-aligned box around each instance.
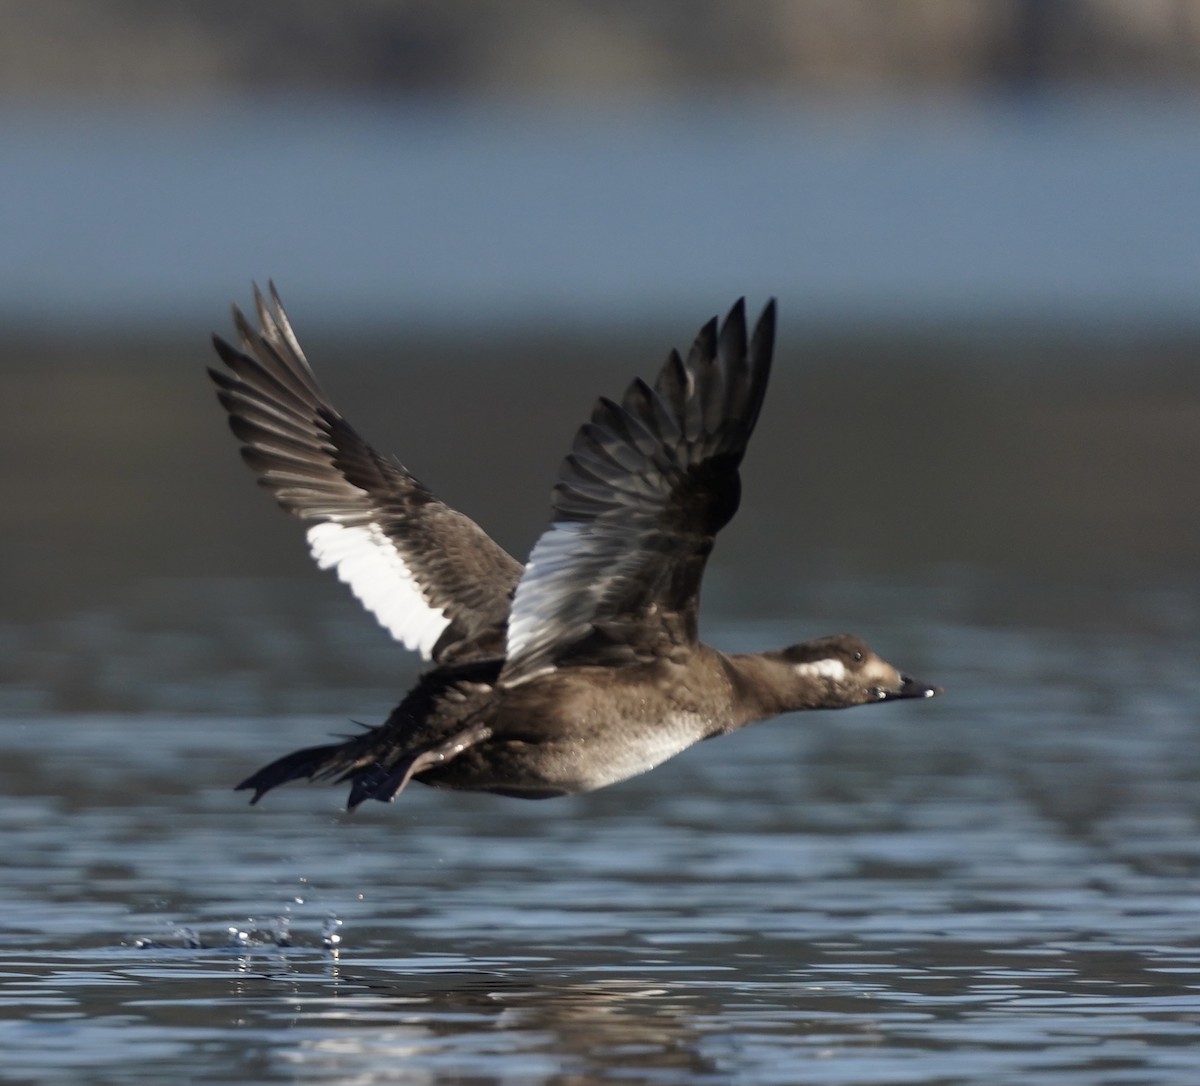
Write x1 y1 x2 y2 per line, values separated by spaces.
853 650 864 663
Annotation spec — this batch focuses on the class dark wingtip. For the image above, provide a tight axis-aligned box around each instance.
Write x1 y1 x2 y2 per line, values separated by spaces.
751 298 777 356
695 314 720 352
717 298 748 366
739 298 777 434
209 334 244 370
756 298 777 339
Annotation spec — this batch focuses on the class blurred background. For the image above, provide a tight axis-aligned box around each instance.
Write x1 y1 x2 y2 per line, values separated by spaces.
6 14 1200 1080
2 0 1199 712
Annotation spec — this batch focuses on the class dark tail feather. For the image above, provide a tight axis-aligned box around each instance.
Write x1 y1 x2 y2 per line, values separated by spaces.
235 737 419 808
235 742 351 804
236 718 493 808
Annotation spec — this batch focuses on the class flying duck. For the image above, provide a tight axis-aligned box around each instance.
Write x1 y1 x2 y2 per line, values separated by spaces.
209 287 941 808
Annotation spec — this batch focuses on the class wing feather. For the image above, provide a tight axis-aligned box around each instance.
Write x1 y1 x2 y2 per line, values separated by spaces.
209 284 522 664
501 299 776 684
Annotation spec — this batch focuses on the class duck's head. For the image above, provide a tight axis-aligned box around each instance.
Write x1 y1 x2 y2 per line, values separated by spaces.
773 633 943 710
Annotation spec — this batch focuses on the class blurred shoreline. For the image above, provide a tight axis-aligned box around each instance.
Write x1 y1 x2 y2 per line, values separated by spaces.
5 3 1200 99
5 324 1197 624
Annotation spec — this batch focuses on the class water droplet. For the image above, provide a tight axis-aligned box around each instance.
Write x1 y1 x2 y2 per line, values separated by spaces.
322 912 343 951
227 925 252 948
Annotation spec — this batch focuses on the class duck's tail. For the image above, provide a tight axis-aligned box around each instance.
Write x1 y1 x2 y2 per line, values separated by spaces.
235 737 376 807
235 717 494 809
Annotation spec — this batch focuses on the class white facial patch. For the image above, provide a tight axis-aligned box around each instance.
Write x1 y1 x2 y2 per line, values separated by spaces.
794 658 847 682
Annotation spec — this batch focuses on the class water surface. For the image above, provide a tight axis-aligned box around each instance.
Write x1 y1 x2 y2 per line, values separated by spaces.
3 286 1199 1080
3 573 1200 1084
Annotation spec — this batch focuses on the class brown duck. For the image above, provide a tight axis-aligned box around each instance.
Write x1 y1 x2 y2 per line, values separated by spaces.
209 288 941 808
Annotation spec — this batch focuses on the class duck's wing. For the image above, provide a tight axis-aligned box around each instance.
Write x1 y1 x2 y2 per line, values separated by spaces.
208 284 522 665
500 299 776 685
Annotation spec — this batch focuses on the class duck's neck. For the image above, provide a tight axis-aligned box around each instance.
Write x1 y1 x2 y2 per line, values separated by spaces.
717 650 826 731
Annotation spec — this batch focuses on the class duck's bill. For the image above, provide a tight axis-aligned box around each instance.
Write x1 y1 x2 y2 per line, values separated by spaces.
880 674 943 700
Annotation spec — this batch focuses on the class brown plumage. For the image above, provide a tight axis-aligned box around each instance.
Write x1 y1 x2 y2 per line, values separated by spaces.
209 287 941 809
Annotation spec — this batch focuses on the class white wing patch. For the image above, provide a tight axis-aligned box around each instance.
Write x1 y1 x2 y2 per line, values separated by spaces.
794 658 847 682
306 521 450 658
503 520 590 681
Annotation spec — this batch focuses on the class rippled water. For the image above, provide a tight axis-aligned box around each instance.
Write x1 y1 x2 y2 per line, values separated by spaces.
4 575 1200 1084
4 299 1199 1081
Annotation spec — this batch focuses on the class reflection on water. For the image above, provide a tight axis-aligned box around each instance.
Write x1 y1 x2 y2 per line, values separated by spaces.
2 572 1200 1083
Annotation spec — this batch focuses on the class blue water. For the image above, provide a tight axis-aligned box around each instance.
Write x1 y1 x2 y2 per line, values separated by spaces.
2 92 1199 333
3 574 1200 1084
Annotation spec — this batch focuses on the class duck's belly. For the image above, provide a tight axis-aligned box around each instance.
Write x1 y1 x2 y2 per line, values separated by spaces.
426 708 716 798
544 710 714 793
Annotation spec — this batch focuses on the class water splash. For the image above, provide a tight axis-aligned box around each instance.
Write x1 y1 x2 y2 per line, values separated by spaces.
322 912 343 957
176 925 201 949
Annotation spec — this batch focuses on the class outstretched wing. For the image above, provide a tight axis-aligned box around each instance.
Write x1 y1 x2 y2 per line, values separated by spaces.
501 299 776 685
208 284 521 664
